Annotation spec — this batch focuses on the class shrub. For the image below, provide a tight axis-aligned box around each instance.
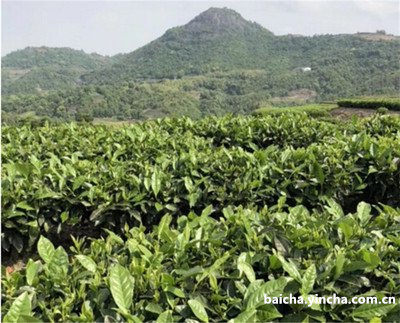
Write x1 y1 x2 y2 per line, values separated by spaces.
337 97 400 111
2 203 399 322
376 107 389 115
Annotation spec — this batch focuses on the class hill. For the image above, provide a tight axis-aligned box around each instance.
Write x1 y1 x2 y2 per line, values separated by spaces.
1 47 111 94
82 7 276 82
1 7 400 121
82 7 400 88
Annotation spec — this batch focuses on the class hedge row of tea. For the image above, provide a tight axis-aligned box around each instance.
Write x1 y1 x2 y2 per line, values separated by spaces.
2 203 400 322
253 104 335 117
3 114 400 254
337 97 400 111
2 114 400 321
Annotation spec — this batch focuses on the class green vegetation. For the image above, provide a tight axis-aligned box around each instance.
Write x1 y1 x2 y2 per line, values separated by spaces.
83 8 400 96
4 114 400 254
338 97 400 111
2 6 400 322
2 7 399 121
2 47 108 70
253 104 335 117
1 81 203 122
3 202 399 322
2 113 400 321
1 47 111 94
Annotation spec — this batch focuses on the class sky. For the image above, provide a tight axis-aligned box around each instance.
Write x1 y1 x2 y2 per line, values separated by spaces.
2 0 399 56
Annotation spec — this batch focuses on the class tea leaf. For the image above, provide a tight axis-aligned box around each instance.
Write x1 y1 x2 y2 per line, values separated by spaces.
3 292 31 323
26 259 40 285
188 299 209 322
300 264 316 296
37 236 55 263
109 264 134 313
352 303 396 319
76 255 97 273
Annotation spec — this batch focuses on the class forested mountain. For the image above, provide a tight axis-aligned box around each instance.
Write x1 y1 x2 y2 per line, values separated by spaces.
2 7 399 122
82 7 275 82
82 7 399 86
2 47 111 94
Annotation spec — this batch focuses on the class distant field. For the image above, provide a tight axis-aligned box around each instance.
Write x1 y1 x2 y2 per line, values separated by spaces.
337 97 400 111
253 104 336 117
254 98 400 119
92 118 138 126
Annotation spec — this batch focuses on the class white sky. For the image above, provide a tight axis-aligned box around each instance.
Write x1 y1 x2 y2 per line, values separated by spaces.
2 0 399 56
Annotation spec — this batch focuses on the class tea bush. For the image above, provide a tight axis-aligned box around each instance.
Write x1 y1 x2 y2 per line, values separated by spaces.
2 114 400 254
2 203 400 321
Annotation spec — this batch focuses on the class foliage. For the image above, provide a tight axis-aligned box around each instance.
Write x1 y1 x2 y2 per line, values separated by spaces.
1 47 112 95
338 97 400 111
75 111 94 123
1 82 203 121
2 8 399 120
2 47 108 70
2 202 400 322
2 114 400 254
83 9 400 98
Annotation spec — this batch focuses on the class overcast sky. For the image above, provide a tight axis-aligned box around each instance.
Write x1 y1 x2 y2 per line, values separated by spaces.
2 0 399 56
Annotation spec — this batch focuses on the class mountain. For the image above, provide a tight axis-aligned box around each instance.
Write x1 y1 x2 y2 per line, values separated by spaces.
82 7 400 86
2 7 400 122
2 47 111 94
82 7 278 82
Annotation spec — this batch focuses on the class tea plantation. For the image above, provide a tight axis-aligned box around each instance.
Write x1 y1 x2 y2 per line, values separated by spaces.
2 113 400 322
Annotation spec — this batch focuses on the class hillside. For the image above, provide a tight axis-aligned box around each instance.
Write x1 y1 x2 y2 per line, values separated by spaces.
82 7 400 87
82 7 276 82
2 7 400 121
1 47 111 94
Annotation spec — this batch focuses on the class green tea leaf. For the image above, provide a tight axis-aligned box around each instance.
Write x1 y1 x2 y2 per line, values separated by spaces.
16 202 35 211
18 315 42 323
188 299 209 322
338 218 354 241
76 255 97 273
300 264 316 296
164 286 185 298
156 310 173 323
334 252 345 279
312 162 325 183
357 202 372 226
257 305 283 321
145 303 163 314
37 236 55 263
362 250 381 267
324 199 344 218
238 260 256 283
26 259 40 285
229 309 257 323
109 264 134 313
352 303 396 319
151 170 161 197
245 277 289 309
48 246 69 279
275 254 302 283
3 292 31 323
